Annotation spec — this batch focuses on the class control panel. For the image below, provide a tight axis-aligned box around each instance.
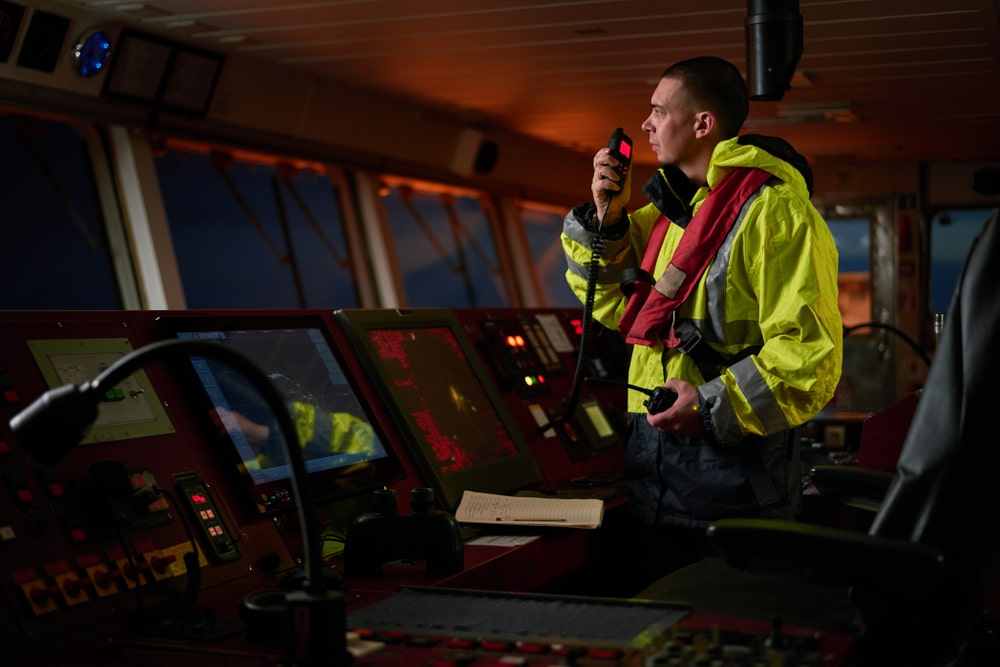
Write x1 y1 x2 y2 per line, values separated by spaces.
0 311 304 662
0 307 633 664
0 308 856 667
455 307 629 484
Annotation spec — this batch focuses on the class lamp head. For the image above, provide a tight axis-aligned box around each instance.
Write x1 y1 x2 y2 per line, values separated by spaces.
9 383 100 465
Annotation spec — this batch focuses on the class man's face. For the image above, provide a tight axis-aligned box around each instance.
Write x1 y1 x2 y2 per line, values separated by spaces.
640 76 698 167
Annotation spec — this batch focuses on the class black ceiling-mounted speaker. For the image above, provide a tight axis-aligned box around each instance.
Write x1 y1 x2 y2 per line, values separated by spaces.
745 0 803 102
450 128 499 176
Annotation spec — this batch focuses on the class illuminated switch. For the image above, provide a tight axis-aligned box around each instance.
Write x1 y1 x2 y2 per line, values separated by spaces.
13 569 60 616
103 387 126 402
22 581 60 615
516 642 548 655
87 565 119 597
144 549 176 581
113 557 141 589
480 639 511 652
3 389 17 404
77 552 118 598
0 440 9 454
587 648 623 661
54 572 89 606
0 525 15 541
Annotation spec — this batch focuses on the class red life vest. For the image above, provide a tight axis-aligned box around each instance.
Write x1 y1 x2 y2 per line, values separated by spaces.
618 167 773 346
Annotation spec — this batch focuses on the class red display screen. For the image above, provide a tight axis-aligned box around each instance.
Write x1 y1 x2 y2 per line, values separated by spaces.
368 326 519 472
335 308 543 512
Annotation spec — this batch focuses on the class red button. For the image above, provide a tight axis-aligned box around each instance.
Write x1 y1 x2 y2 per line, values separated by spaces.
480 640 510 651
588 647 623 660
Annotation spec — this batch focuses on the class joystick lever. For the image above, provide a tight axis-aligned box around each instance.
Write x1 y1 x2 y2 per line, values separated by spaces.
343 488 464 577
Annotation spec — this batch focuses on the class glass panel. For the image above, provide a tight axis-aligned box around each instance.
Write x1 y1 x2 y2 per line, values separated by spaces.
930 209 993 314
519 203 579 307
155 148 359 308
824 214 891 413
380 185 507 307
0 113 121 309
827 217 872 328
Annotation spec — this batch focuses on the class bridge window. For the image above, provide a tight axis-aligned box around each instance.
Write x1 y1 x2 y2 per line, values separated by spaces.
155 144 360 308
929 208 995 316
378 181 507 307
518 202 580 307
0 113 121 309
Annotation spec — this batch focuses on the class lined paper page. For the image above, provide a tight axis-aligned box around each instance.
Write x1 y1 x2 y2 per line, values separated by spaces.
455 491 604 529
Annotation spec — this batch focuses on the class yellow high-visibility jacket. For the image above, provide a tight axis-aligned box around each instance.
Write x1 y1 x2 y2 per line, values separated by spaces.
562 136 842 524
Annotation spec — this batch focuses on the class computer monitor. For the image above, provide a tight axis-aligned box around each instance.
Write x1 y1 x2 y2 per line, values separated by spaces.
333 308 544 512
158 312 405 515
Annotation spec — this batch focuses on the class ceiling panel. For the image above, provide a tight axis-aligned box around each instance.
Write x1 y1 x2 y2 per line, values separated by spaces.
69 0 1000 166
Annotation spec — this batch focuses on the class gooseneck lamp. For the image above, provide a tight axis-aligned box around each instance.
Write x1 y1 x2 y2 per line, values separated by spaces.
9 338 346 666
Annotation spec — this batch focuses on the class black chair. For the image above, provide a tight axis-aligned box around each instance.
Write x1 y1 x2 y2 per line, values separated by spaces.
637 209 1000 666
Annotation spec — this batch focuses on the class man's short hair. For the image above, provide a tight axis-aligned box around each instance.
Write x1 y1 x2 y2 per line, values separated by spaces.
662 56 749 138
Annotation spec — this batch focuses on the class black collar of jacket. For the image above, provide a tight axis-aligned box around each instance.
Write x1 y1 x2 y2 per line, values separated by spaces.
643 165 696 228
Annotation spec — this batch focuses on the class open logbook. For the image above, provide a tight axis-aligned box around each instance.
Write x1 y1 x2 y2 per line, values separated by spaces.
456 491 604 529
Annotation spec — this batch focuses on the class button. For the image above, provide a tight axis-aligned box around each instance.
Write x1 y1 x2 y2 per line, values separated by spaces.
588 647 623 661
516 642 547 654
480 639 511 651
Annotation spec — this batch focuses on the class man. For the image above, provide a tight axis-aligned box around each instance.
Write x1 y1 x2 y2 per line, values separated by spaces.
562 56 842 587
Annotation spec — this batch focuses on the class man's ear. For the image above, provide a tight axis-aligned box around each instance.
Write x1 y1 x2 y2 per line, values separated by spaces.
693 111 715 138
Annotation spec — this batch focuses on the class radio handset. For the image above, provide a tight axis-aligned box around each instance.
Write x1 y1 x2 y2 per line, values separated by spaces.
583 377 677 415
642 386 677 415
605 127 633 195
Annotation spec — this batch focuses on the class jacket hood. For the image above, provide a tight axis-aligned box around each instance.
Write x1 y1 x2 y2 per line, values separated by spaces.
711 134 814 198
643 134 814 224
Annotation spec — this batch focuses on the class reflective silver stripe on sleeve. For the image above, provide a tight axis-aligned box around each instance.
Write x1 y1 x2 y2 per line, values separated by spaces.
730 355 790 433
702 356 790 443
563 211 596 245
565 247 632 285
563 213 633 285
700 375 741 443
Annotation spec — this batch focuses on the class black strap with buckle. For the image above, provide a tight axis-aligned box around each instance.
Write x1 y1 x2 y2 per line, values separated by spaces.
673 319 761 381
